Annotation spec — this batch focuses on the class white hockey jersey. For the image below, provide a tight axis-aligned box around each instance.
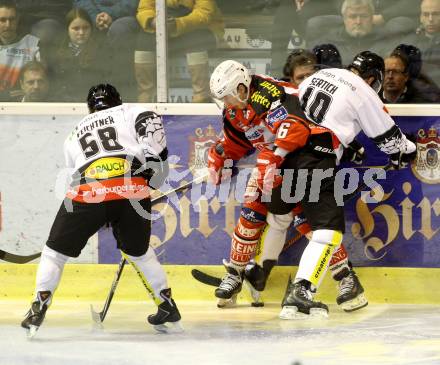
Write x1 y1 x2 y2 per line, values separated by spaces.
298 68 414 155
0 34 40 91
64 104 167 202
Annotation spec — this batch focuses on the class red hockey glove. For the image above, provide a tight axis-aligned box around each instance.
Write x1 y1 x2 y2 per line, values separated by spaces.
256 149 284 194
207 142 228 185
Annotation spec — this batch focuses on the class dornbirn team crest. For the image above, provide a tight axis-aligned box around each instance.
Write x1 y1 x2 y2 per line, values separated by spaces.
412 127 440 184
188 125 221 178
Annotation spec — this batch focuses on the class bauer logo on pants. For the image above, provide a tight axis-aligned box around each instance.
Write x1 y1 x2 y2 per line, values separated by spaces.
85 157 130 179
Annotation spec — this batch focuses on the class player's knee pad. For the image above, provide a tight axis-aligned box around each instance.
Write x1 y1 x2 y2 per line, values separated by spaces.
311 229 343 247
266 212 293 231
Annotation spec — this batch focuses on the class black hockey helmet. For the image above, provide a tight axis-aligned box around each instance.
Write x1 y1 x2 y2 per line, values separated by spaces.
87 83 122 113
313 43 342 68
392 44 422 79
348 51 384 93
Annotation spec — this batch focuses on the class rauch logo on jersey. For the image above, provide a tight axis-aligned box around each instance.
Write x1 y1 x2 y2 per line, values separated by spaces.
85 157 130 179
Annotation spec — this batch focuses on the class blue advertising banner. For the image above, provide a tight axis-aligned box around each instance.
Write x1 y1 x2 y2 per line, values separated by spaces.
98 115 440 268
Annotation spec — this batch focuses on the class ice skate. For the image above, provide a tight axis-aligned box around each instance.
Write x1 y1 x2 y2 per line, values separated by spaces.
279 279 328 320
21 291 51 339
336 269 368 312
243 260 275 307
215 260 243 308
148 289 183 333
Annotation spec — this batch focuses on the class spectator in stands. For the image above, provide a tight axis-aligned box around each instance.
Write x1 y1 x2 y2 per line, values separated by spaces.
0 0 42 96
403 0 440 86
135 0 224 103
73 1 140 100
281 48 317 86
50 8 107 101
306 0 395 65
390 43 440 103
15 1 71 47
16 61 50 102
313 43 343 67
381 52 424 103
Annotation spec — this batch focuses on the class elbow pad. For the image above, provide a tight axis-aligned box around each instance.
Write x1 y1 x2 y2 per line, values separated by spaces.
371 125 406 155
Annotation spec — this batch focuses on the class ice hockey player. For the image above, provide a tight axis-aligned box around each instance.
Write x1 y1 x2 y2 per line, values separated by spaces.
208 60 367 311
266 51 417 319
21 84 182 337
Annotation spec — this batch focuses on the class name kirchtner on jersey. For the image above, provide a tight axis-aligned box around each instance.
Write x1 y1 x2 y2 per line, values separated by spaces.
21 84 183 338
75 115 116 138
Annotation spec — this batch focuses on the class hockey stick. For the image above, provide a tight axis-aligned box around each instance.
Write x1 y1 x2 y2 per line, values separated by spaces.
90 257 126 324
151 174 209 205
0 250 41 263
190 165 392 290
190 232 303 288
90 175 210 324
0 175 208 265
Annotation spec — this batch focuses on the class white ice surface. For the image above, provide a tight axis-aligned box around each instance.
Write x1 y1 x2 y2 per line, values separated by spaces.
1 301 440 365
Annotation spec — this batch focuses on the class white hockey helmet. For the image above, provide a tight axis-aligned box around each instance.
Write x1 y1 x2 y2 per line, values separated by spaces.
210 60 251 103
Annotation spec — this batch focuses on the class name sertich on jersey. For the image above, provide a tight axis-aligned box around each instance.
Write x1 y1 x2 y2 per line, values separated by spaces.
64 104 166 202
298 68 401 151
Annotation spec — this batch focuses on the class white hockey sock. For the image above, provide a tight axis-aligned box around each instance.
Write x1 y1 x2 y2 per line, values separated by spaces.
255 223 287 265
123 247 168 305
295 230 343 288
35 245 69 303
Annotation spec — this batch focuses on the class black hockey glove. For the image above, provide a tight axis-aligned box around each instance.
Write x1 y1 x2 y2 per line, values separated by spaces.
389 134 417 170
341 140 366 165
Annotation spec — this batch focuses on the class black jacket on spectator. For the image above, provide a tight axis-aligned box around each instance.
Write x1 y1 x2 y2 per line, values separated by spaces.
381 79 440 104
403 32 440 86
50 35 108 102
308 26 391 65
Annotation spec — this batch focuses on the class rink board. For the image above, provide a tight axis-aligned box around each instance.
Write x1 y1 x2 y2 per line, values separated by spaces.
0 103 440 268
1 264 440 304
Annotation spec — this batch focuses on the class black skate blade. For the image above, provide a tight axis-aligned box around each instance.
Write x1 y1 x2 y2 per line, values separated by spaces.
191 269 222 287
153 321 184 334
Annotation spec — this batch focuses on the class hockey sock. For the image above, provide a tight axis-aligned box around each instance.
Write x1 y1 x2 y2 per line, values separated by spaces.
229 216 265 271
122 247 168 306
35 245 69 304
295 229 343 288
254 222 287 265
254 212 293 265
328 243 350 281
